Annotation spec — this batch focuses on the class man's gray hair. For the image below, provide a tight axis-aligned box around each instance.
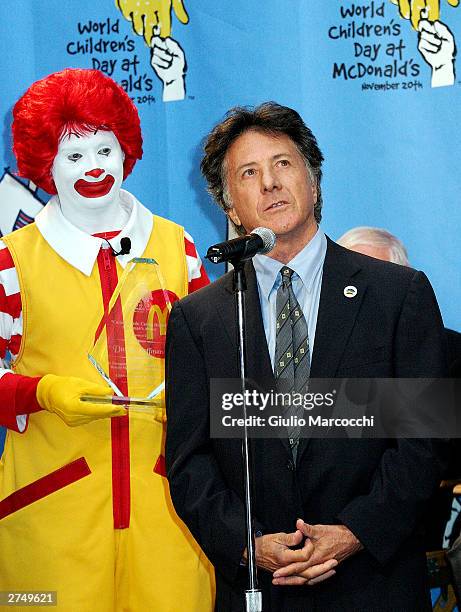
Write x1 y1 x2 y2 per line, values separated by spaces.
200 102 324 235
337 227 410 266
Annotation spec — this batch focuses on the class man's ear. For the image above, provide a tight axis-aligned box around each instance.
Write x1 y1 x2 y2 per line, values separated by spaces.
227 206 241 227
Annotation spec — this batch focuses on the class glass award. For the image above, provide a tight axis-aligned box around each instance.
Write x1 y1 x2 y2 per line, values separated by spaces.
82 257 174 416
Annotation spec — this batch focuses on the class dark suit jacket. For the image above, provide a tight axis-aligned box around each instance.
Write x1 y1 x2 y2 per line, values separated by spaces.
165 238 448 611
446 328 461 377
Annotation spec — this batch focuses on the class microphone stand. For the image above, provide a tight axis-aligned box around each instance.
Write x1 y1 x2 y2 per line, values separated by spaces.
232 259 263 612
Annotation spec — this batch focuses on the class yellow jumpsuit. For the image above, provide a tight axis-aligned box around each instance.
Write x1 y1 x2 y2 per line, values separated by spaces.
0 216 214 611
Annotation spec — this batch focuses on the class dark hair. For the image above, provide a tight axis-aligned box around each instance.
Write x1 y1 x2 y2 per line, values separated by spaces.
200 102 324 230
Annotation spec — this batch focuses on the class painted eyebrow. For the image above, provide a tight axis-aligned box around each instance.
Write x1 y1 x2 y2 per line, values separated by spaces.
62 127 100 141
68 129 99 137
235 153 294 173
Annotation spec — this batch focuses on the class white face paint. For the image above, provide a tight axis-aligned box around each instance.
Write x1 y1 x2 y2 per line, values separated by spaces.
51 130 126 230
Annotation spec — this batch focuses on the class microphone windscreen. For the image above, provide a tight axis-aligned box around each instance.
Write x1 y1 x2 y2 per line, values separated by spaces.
252 227 276 254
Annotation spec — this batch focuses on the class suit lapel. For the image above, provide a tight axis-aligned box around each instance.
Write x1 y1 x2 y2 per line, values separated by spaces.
310 238 365 377
297 238 366 461
243 263 275 386
215 262 274 382
215 263 292 456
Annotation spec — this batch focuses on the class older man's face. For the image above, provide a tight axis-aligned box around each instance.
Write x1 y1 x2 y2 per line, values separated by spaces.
225 130 318 248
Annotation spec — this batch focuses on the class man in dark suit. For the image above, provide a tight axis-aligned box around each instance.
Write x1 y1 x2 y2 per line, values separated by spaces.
165 103 447 611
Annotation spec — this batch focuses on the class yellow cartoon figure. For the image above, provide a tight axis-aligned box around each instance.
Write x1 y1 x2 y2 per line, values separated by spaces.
116 0 188 44
390 0 459 28
390 0 458 86
116 0 189 101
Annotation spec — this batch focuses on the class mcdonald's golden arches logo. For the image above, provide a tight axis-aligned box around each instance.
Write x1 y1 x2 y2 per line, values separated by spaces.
133 289 179 358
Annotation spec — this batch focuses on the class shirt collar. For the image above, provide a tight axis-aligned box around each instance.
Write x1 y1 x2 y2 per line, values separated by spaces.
253 228 327 299
34 189 153 276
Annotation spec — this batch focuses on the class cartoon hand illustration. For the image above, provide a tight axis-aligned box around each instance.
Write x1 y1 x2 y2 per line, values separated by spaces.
418 19 456 86
390 0 459 29
151 34 187 101
116 0 189 44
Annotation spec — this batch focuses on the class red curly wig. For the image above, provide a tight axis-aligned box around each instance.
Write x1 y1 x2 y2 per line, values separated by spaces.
12 68 143 194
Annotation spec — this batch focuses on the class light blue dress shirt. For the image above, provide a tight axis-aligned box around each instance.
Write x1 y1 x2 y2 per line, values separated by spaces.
253 229 327 370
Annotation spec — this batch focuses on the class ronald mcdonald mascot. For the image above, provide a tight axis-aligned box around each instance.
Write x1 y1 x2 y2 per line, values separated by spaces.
0 69 214 611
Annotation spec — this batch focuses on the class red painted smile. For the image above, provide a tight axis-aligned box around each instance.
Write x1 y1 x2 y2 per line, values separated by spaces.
74 175 115 198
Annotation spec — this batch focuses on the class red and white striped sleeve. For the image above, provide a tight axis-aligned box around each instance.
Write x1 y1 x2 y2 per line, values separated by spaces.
0 240 41 432
0 240 22 360
184 231 209 294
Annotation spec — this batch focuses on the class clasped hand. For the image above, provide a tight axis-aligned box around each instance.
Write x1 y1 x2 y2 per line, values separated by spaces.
245 519 362 586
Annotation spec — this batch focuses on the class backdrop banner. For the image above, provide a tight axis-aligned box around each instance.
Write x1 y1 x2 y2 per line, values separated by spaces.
0 0 459 453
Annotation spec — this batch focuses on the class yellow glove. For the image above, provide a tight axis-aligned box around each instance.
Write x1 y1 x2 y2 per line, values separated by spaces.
37 374 126 427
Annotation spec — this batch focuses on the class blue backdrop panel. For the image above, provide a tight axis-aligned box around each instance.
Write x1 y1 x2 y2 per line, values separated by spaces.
0 1 460 519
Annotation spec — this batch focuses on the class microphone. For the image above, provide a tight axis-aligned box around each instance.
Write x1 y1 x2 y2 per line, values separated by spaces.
109 237 131 257
206 227 276 264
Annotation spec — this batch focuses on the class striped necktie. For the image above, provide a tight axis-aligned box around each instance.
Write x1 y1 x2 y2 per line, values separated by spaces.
274 267 310 458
